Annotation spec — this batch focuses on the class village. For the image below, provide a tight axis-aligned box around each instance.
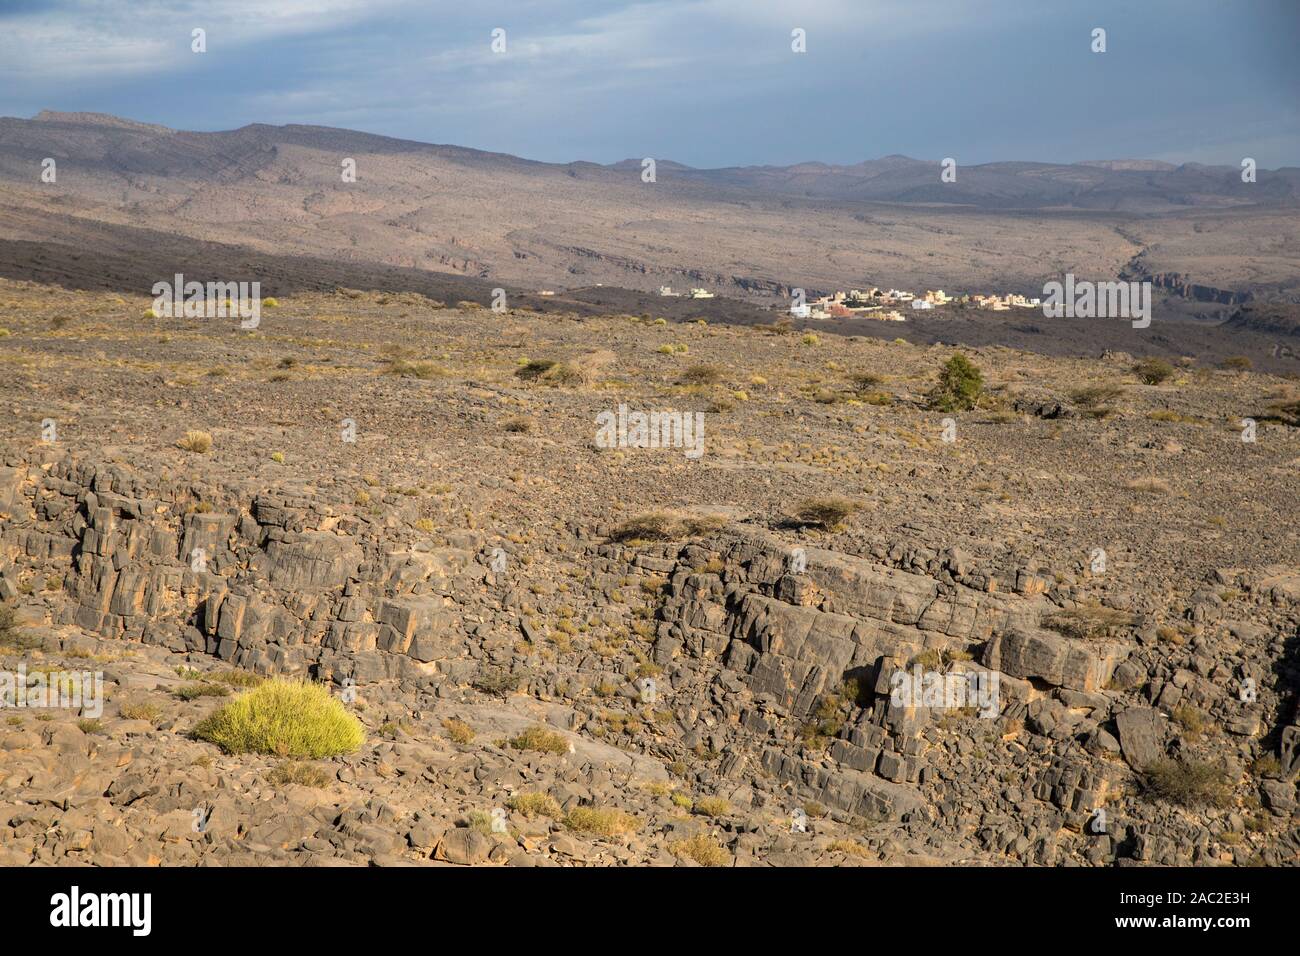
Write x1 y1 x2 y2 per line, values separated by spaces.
656 284 1042 321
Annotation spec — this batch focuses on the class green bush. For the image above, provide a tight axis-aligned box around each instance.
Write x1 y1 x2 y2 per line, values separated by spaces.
670 833 729 866
926 353 984 411
793 496 862 531
1133 357 1174 385
507 726 570 754
193 679 364 758
563 807 639 836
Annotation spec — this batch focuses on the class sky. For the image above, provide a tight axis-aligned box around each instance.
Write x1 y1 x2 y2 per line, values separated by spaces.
0 0 1297 169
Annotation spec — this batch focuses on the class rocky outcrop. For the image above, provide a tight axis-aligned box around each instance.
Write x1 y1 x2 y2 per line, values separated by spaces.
0 457 487 686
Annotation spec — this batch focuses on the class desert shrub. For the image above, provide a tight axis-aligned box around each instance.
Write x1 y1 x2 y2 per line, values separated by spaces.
1220 355 1252 371
516 359 557 382
800 686 853 746
266 761 332 788
1133 357 1174 385
801 334 820 346
681 514 729 536
563 807 639 837
611 512 679 542
193 679 364 758
214 669 263 688
552 361 593 385
926 353 984 411
848 371 883 393
1251 754 1282 778
792 496 862 531
177 430 213 453
472 667 521 696
678 364 723 386
507 792 562 818
442 717 475 744
1266 399 1300 426
827 839 872 858
670 833 729 866
176 683 230 701
0 603 42 651
507 726 570 754
118 699 161 723
610 512 727 543
692 796 730 818
464 810 499 836
909 648 943 669
1141 758 1233 808
1147 410 1199 424
1042 603 1136 639
515 355 599 386
1071 384 1124 407
1171 704 1209 739
77 718 104 734
502 416 533 433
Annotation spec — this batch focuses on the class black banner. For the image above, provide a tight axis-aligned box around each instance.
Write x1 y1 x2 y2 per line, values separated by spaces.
0 865 1279 943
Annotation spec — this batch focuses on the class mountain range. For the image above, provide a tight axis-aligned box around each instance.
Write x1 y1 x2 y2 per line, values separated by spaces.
1 110 1298 304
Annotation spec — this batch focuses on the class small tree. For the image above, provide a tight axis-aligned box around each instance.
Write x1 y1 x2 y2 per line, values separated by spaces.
927 353 984 411
1133 357 1173 385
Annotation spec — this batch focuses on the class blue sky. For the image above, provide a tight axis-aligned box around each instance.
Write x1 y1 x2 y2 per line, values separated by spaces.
0 0 1297 168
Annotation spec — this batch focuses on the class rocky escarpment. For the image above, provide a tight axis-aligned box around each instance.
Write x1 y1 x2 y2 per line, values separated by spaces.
639 533 1298 862
2 450 1298 865
1120 258 1254 306
0 456 488 686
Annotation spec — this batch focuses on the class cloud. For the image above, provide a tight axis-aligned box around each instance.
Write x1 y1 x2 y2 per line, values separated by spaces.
0 0 407 82
0 0 1294 166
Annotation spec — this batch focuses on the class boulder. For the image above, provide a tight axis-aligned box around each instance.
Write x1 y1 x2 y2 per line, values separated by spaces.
983 627 1127 692
1114 706 1166 770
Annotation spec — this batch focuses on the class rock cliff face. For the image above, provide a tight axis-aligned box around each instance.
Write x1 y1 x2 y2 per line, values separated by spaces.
640 533 1141 824
0 457 483 685
3 454 1145 829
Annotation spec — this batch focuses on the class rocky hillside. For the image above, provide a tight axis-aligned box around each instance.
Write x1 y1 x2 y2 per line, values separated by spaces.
0 279 1296 865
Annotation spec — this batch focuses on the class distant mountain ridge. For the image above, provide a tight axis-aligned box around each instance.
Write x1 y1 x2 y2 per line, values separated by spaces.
15 110 1298 210
0 110 1297 303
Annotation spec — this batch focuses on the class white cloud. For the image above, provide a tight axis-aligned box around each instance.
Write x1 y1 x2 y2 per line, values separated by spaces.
0 0 410 82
